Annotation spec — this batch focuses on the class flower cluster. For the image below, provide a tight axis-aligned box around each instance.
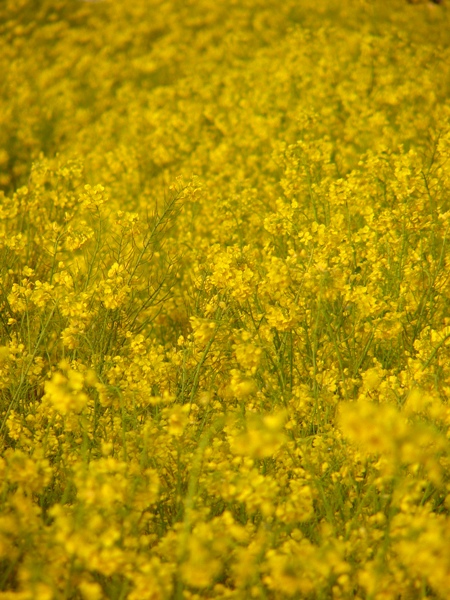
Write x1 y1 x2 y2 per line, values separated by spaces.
1 0 450 598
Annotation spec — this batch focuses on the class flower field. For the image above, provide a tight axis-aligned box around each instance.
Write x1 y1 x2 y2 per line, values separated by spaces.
1 0 450 598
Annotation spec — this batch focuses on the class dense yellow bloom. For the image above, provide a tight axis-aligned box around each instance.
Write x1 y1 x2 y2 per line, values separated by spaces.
1 0 450 598
43 367 89 415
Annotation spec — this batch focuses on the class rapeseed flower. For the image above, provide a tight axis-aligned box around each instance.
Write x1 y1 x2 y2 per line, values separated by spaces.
1 0 450 598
